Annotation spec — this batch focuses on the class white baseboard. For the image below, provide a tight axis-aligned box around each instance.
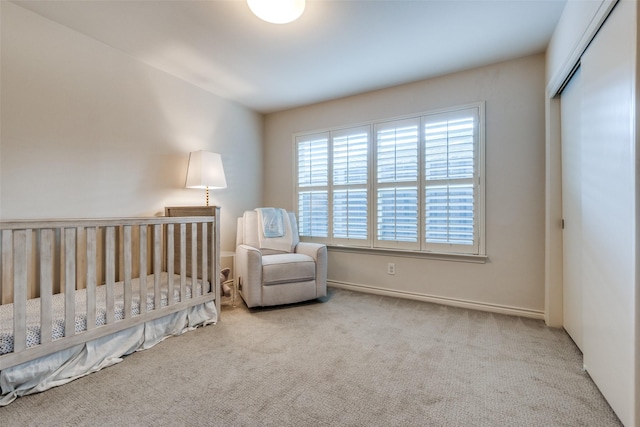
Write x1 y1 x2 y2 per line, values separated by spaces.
327 280 545 320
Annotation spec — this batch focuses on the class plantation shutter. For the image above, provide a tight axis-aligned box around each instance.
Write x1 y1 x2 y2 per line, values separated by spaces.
296 133 329 239
374 118 420 249
423 107 478 253
332 127 369 243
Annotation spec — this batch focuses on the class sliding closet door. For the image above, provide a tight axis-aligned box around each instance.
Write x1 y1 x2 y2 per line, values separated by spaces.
560 66 583 352
577 1 636 424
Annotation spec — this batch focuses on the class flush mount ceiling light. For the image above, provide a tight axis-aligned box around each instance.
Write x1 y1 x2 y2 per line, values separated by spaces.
247 0 305 24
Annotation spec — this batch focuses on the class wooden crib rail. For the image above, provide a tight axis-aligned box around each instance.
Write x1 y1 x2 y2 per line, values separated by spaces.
0 214 220 370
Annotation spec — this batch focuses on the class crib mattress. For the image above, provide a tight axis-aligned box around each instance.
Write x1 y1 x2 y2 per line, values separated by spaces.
0 273 210 355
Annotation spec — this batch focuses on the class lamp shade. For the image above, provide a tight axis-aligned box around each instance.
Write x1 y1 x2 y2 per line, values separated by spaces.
185 151 227 189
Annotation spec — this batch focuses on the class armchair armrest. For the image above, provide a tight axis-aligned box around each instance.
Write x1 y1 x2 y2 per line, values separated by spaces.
294 242 325 261
294 242 327 298
236 244 263 308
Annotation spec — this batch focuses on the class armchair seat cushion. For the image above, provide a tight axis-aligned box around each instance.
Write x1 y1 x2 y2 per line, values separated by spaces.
262 253 316 286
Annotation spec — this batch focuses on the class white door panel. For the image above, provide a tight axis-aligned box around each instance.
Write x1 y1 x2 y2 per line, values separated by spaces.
577 1 636 424
560 66 583 351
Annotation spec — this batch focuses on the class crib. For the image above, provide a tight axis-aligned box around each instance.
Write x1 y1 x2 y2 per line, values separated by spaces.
0 210 220 405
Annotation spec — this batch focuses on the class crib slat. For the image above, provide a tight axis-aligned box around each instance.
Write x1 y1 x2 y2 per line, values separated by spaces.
191 223 197 299
2 231 14 306
153 224 161 310
0 230 2 305
214 207 221 314
105 226 115 324
64 228 76 338
86 227 97 330
13 230 29 353
40 229 54 343
75 227 86 292
167 224 174 306
201 223 208 297
139 225 147 315
123 225 132 319
180 223 186 302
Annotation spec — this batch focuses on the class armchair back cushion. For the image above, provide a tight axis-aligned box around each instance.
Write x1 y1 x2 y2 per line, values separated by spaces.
238 210 300 254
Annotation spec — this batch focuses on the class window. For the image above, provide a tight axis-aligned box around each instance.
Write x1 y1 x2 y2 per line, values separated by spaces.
295 103 484 256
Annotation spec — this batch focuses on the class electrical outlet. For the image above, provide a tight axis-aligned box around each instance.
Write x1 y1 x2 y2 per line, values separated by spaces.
387 263 395 275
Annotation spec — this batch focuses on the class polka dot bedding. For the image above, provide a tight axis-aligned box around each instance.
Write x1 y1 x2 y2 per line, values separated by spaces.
0 273 209 355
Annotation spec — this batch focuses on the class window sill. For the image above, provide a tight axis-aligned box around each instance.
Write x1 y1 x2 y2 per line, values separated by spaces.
326 245 488 264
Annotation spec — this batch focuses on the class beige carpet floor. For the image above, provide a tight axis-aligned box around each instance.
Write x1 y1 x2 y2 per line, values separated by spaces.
1 288 622 426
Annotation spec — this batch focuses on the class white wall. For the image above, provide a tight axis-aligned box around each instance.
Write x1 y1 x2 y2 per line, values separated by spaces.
0 2 263 252
263 54 547 317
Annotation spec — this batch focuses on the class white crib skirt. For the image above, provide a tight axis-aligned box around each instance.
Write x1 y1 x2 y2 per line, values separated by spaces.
0 300 216 406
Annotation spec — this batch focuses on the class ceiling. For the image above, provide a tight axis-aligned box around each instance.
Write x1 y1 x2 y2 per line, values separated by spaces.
13 0 567 114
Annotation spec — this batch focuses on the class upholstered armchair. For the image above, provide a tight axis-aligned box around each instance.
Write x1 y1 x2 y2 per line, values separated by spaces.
235 208 327 308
